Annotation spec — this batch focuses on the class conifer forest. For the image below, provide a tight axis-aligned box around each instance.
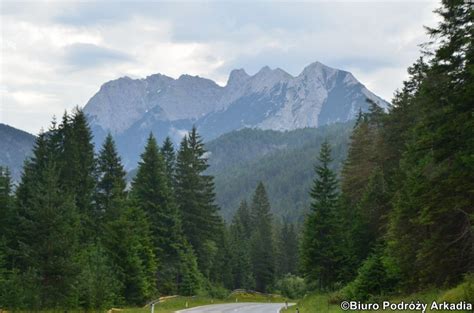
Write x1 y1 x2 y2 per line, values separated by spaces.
0 0 473 311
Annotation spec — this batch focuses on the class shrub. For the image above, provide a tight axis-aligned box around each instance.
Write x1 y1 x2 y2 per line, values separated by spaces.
276 275 307 299
341 249 395 302
438 273 474 303
205 284 229 299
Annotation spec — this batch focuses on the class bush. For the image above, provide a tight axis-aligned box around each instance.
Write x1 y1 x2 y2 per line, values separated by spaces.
327 289 345 304
341 249 395 302
276 275 307 299
205 284 230 299
438 273 474 303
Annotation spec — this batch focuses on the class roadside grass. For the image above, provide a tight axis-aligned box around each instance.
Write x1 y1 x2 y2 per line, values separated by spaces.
122 292 289 313
1 291 290 313
282 289 473 313
122 296 227 313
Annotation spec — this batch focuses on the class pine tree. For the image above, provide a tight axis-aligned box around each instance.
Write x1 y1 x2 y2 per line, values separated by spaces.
58 109 96 240
386 0 474 289
95 134 127 223
228 201 254 290
103 205 157 304
341 101 386 206
15 135 80 308
301 141 339 289
276 220 299 277
249 182 275 292
95 133 160 302
161 136 176 187
0 167 14 267
175 127 222 275
176 243 202 296
0 167 19 307
131 133 186 294
76 243 121 309
235 200 252 238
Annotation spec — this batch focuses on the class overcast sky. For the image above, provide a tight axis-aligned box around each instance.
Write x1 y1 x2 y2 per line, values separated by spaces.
1 0 440 134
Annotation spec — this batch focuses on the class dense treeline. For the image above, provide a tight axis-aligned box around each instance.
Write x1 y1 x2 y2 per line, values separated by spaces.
301 0 473 300
1 0 471 308
206 123 352 220
0 112 300 309
0 110 211 309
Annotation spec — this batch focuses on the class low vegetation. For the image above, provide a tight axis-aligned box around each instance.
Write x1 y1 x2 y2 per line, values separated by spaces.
283 275 474 313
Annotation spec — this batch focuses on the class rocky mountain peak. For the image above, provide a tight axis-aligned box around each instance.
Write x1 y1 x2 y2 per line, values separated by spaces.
83 61 389 168
227 68 250 87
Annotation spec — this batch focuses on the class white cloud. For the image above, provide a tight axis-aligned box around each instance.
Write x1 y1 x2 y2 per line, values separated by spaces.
0 0 441 134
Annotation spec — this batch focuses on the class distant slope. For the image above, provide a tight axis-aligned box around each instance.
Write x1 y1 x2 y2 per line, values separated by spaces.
206 122 353 221
1 119 351 221
0 123 36 181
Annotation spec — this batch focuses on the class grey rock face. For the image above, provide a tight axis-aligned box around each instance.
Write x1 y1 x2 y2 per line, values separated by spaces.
84 61 389 168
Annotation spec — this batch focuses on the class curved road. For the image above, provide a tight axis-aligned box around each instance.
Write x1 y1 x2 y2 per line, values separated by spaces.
176 302 293 313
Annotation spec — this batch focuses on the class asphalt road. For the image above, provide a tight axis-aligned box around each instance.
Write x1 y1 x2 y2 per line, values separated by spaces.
176 302 293 313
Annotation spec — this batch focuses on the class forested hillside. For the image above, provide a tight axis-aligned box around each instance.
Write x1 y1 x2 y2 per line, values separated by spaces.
0 124 35 181
300 0 473 301
205 123 352 220
125 123 352 220
0 112 299 309
0 0 472 311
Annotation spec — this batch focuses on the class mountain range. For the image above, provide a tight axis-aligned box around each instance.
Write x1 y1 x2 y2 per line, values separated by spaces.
84 61 389 169
1 61 388 218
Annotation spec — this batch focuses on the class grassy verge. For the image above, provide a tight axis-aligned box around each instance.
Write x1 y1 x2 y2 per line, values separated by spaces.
1 293 289 313
121 291 288 313
121 296 226 313
282 289 472 313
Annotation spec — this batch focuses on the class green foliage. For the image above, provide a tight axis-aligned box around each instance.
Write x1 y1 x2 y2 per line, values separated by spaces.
131 133 185 294
161 136 176 186
103 205 157 304
3 1 472 306
228 201 255 290
175 127 222 276
384 0 474 291
76 244 122 308
15 135 81 308
341 248 395 302
95 133 127 222
57 109 97 239
438 274 474 304
300 141 340 290
177 244 203 296
249 183 275 292
275 219 299 277
207 122 352 221
276 275 306 299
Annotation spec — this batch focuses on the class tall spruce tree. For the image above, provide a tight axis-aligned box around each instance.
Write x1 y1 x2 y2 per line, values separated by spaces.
58 109 96 240
249 182 275 292
131 133 188 294
15 132 80 308
103 205 157 304
94 134 151 305
161 136 176 187
301 141 339 289
235 200 252 238
175 127 222 276
386 0 474 289
229 205 255 290
276 220 299 277
0 167 14 267
95 134 127 223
